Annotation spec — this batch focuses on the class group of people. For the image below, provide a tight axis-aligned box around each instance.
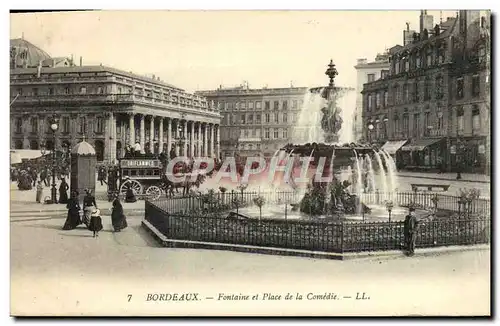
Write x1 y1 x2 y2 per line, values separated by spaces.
13 164 70 192
63 188 128 237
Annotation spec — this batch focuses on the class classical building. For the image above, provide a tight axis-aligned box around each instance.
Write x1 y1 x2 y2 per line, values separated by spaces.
361 10 490 173
353 53 390 142
196 84 308 158
10 38 221 164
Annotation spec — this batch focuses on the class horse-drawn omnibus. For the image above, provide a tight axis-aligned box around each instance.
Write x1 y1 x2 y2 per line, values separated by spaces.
117 157 164 200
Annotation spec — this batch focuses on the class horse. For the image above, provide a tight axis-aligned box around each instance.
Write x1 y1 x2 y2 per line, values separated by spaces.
162 172 206 197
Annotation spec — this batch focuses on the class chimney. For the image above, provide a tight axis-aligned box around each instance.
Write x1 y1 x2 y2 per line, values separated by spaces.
420 10 434 35
356 58 368 65
79 56 82 66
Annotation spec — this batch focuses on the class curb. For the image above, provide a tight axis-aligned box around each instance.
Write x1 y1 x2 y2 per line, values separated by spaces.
141 220 490 261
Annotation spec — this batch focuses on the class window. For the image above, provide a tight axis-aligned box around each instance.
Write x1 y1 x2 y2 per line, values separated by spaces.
457 107 464 133
283 113 288 123
367 74 375 82
241 102 246 110
376 93 381 108
414 80 420 102
256 102 261 109
424 78 431 101
79 117 86 133
273 101 279 110
64 87 70 94
393 114 400 134
244 129 249 138
265 128 270 139
265 113 270 123
282 101 288 110
402 113 409 133
62 117 70 133
235 102 239 110
292 113 297 122
252 129 256 137
274 129 279 139
248 144 253 150
96 117 104 133
274 113 279 123
292 100 297 109
456 78 464 99
424 112 430 135
265 101 270 110
15 118 22 133
472 75 480 97
283 129 288 139
381 70 389 79
80 86 86 94
248 101 254 109
17 88 23 95
32 88 38 96
256 144 261 150
241 114 246 124
413 113 420 137
472 106 480 131
435 76 443 99
426 48 432 67
248 114 254 124
367 94 372 110
30 118 38 133
256 114 261 123
48 88 54 95
383 91 388 107
403 84 409 103
97 87 103 94
416 55 421 69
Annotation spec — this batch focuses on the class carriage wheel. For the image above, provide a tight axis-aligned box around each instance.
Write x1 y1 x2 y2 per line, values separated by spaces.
146 185 162 200
120 180 143 196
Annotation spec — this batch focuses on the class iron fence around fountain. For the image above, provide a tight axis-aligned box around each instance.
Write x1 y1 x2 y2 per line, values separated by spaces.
150 190 491 217
145 200 490 254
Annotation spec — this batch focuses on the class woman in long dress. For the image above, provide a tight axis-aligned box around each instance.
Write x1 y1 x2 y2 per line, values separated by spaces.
111 196 128 232
88 208 103 238
58 178 69 204
36 181 44 203
62 191 81 230
83 189 97 227
125 182 137 203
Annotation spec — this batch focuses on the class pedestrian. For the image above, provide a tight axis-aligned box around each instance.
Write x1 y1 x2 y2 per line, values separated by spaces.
40 168 48 187
98 166 107 186
403 207 418 256
82 189 97 227
35 181 44 203
111 195 128 232
88 208 103 238
124 179 137 203
58 178 69 204
31 168 38 187
62 191 82 230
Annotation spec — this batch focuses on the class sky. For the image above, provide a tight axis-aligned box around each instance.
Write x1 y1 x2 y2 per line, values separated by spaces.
10 10 458 93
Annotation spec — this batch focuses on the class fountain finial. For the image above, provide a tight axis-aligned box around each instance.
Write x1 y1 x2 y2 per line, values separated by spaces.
325 59 338 88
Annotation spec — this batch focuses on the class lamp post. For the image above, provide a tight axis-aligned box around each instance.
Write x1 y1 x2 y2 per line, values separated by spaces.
383 117 389 139
367 122 374 143
49 117 59 204
385 200 394 223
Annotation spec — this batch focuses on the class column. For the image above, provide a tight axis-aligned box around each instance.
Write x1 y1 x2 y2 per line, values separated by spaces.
174 120 179 156
149 115 154 153
167 118 172 156
159 117 164 154
210 123 215 158
216 124 220 159
197 122 202 157
129 113 135 147
190 121 194 157
139 114 145 154
22 115 30 149
203 123 208 157
105 112 116 163
183 120 187 157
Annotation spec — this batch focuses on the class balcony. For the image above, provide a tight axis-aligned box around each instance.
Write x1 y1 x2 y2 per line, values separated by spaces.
428 129 447 137
10 94 220 116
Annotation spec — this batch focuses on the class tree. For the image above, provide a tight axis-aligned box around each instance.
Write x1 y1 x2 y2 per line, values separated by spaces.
253 196 266 221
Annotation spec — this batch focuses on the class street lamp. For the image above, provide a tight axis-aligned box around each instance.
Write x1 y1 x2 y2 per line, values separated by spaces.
367 122 374 143
48 117 59 204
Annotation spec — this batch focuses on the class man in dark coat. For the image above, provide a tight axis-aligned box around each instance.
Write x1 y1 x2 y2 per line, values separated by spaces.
404 207 418 256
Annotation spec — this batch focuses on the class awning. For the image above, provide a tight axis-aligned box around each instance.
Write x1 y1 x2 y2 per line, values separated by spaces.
401 138 443 152
381 140 408 154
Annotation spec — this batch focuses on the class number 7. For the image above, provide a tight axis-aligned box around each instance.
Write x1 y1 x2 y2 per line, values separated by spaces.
127 294 132 302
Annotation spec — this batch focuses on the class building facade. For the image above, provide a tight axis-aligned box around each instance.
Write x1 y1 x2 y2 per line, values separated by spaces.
353 54 390 142
196 85 308 158
361 10 490 173
10 39 221 164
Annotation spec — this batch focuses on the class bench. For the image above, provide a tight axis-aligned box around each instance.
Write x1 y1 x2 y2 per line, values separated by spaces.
411 184 450 192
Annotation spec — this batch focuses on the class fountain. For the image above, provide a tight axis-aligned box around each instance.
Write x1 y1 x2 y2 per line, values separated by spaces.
279 60 393 219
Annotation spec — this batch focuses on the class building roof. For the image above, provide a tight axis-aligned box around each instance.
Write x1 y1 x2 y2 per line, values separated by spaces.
71 141 96 156
11 64 185 92
10 38 52 67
